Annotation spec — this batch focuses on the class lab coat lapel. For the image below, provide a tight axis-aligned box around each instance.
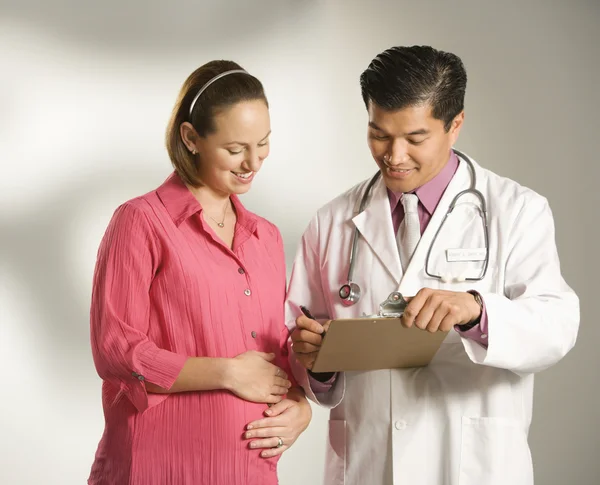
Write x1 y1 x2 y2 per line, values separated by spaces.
351 176 403 284
400 157 471 293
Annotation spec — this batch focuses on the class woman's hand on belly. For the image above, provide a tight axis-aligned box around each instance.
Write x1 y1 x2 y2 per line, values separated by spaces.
243 388 312 458
224 350 292 404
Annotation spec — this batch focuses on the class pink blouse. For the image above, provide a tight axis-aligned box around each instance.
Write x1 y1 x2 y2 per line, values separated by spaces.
88 172 292 485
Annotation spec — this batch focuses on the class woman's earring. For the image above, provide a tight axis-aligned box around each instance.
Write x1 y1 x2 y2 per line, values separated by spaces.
190 147 197 155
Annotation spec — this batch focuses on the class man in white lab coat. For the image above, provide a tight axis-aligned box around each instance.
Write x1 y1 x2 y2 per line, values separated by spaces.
285 46 579 485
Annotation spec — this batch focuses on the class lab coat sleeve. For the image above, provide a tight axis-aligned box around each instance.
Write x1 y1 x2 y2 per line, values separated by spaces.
460 195 580 374
285 215 345 408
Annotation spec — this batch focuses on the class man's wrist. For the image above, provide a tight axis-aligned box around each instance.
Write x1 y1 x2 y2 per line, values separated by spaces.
458 290 483 330
308 370 335 382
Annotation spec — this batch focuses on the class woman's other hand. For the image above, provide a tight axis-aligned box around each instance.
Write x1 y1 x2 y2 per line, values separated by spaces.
243 388 312 458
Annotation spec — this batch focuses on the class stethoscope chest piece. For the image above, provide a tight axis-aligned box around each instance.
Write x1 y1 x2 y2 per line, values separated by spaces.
339 282 361 306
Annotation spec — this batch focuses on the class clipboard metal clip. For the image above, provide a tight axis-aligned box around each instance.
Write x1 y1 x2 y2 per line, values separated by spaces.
377 291 409 318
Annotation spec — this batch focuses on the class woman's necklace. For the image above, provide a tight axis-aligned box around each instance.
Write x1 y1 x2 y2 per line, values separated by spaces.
205 200 229 228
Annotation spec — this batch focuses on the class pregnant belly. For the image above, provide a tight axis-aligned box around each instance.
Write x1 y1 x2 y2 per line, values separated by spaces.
136 390 268 443
128 391 278 484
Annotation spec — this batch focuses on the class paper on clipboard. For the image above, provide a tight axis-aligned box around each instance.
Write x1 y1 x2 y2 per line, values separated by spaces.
311 292 447 373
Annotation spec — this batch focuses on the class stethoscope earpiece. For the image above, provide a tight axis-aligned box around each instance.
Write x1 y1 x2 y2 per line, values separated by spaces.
440 275 467 284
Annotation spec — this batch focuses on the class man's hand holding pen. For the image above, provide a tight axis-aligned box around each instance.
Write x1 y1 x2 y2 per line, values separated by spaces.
290 308 331 371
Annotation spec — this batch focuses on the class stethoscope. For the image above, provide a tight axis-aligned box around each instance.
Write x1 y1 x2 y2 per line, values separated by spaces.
339 149 489 307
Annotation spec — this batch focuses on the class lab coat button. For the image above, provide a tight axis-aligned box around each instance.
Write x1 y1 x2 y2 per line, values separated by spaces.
394 420 407 430
238 267 245 274
244 289 251 296
251 331 257 338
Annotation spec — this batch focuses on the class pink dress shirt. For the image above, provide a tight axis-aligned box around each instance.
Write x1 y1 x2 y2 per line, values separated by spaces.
309 151 488 391
89 172 292 485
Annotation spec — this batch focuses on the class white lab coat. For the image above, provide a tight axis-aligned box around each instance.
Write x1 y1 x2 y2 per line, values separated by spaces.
285 154 579 485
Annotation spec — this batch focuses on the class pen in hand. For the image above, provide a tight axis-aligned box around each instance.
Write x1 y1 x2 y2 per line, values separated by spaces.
299 306 333 379
299 305 327 339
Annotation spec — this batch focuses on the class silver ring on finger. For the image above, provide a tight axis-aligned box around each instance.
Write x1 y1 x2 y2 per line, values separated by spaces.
276 437 284 448
275 368 280 377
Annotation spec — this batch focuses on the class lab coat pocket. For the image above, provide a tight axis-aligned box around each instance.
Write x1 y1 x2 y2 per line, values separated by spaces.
325 420 346 485
459 416 533 485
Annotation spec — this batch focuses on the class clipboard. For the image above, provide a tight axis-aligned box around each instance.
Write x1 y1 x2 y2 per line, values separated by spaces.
311 292 447 373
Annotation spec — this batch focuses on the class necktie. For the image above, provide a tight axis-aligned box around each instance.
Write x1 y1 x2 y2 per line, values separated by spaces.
398 193 420 271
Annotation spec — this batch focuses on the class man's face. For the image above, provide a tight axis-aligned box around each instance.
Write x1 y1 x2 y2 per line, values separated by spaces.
367 101 464 193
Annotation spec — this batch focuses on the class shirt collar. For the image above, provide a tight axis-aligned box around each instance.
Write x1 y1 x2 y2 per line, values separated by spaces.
387 150 459 215
156 171 259 235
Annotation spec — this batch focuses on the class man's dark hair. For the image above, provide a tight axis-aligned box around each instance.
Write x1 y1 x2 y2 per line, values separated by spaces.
360 45 467 131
